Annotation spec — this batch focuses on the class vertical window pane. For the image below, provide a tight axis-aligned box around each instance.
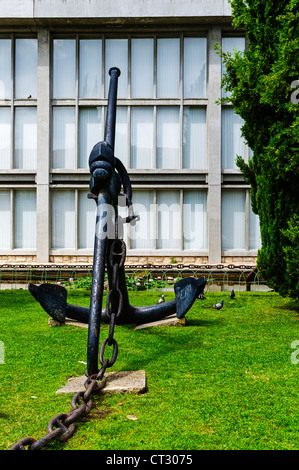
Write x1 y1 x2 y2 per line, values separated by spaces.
222 37 245 98
222 191 245 250
52 107 76 168
14 107 37 169
184 37 207 98
53 39 76 98
105 39 128 98
115 107 128 166
14 190 36 249
249 197 261 250
78 191 96 248
0 107 11 169
79 107 102 168
131 107 153 169
157 191 180 249
0 191 11 249
157 107 180 169
222 108 245 169
52 191 75 249
130 191 154 249
79 39 102 98
0 39 11 99
157 38 180 98
183 107 206 169
183 191 207 249
131 38 154 98
15 39 37 99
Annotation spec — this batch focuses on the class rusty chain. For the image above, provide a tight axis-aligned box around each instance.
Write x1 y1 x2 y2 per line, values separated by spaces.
9 230 126 451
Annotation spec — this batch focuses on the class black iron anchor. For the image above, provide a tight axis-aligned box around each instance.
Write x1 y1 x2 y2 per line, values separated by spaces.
28 67 206 376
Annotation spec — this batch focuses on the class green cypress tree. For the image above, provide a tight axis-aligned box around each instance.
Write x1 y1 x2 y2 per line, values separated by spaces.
217 0 299 298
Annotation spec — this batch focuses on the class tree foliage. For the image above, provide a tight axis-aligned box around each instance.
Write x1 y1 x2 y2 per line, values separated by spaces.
218 0 299 298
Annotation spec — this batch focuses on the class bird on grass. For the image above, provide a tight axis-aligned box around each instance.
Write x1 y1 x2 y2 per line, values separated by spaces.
211 300 224 310
157 294 165 304
230 289 235 299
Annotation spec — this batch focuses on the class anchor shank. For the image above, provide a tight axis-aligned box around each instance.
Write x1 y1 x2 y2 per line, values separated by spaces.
104 67 121 151
87 191 110 377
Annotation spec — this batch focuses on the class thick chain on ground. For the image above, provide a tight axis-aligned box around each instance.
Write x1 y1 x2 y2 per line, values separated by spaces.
9 238 125 450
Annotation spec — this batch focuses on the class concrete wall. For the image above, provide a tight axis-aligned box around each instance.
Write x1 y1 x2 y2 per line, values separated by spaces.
0 0 232 21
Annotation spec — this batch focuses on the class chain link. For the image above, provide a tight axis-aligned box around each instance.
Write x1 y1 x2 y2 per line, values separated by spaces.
9 233 126 451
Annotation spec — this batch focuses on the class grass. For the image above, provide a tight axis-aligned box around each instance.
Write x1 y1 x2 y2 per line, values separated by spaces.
0 287 298 450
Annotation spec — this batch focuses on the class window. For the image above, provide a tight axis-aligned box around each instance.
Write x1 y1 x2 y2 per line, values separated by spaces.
51 35 207 170
0 190 36 250
221 37 245 99
51 189 207 251
221 37 247 171
221 107 245 169
51 190 96 249
222 190 261 251
130 190 207 251
0 37 37 170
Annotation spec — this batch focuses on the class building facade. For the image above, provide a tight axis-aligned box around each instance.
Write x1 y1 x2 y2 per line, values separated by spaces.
0 0 261 268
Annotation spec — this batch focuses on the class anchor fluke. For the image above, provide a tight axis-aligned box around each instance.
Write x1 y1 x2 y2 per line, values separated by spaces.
174 276 206 319
28 282 67 323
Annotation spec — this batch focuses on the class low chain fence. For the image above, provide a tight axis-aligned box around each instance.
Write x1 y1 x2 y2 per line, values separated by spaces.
0 264 268 292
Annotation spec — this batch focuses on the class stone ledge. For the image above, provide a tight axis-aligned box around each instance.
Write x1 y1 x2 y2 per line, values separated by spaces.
56 370 147 395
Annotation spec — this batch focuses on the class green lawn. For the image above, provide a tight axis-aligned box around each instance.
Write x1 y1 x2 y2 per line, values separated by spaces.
0 288 298 450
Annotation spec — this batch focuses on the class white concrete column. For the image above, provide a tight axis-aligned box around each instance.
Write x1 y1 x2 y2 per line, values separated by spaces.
36 28 50 263
207 25 222 264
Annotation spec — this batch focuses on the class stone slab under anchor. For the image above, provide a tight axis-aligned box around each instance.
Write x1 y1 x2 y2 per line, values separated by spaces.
56 370 147 395
134 314 186 330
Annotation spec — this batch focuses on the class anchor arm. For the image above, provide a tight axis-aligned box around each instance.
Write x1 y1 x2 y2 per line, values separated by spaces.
29 276 206 326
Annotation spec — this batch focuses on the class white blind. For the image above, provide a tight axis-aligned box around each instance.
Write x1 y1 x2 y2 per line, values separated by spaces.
14 190 36 249
79 107 102 168
52 107 76 168
130 191 154 249
0 39 11 99
105 39 128 98
184 37 207 98
222 191 245 250
14 107 37 169
131 107 154 169
183 191 207 249
131 38 154 98
78 191 96 249
15 39 37 99
114 107 128 166
52 191 75 249
79 39 102 99
249 196 261 250
221 107 245 169
157 191 180 249
157 38 180 98
183 107 206 169
222 37 245 99
157 107 180 169
53 39 76 98
0 107 11 169
0 191 11 249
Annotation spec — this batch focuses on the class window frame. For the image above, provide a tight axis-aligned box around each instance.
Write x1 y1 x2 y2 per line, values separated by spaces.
50 33 208 172
0 187 37 253
0 35 38 171
221 187 261 255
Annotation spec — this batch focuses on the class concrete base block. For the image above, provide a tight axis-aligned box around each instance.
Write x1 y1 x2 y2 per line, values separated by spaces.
56 370 147 395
